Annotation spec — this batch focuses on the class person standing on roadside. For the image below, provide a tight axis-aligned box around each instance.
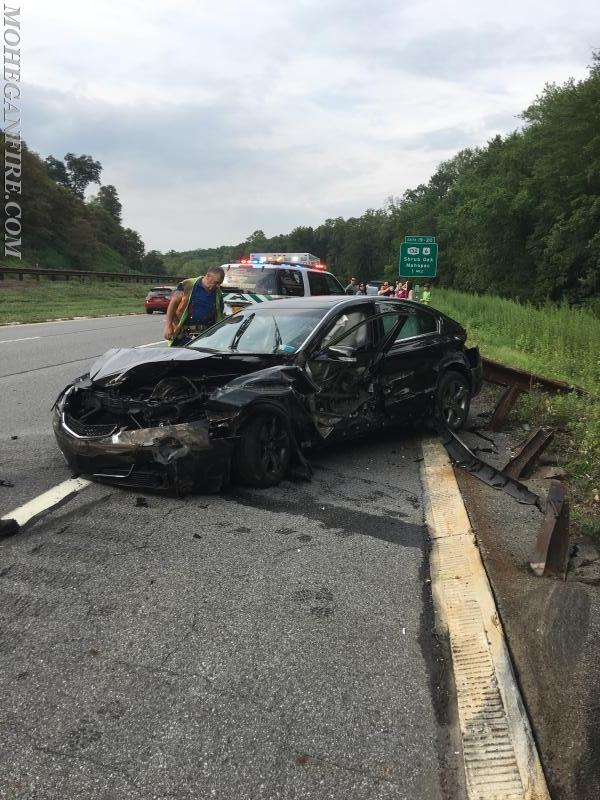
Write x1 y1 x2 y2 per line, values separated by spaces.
405 280 415 300
396 281 408 299
356 282 367 295
378 281 394 297
164 266 225 347
421 283 432 305
345 277 359 294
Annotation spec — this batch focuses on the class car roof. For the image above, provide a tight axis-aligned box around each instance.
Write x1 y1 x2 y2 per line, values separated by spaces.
246 295 374 311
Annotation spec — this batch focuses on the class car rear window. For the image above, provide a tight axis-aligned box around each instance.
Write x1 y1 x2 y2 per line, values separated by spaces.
277 269 304 297
222 267 278 294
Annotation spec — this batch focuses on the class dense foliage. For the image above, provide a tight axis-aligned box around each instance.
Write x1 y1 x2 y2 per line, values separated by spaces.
3 135 166 274
164 55 600 312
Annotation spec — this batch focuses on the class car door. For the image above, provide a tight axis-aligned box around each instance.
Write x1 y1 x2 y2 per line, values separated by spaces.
304 305 377 437
376 302 445 417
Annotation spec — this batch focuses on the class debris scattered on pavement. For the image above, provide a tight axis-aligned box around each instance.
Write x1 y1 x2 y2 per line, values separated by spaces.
135 496 148 508
0 478 15 488
10 435 18 440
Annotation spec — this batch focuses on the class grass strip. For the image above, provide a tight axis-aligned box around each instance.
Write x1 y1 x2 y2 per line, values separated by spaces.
431 288 599 539
0 279 152 324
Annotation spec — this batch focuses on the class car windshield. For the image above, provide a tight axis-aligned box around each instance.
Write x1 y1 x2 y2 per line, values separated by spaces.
222 267 278 294
188 308 327 354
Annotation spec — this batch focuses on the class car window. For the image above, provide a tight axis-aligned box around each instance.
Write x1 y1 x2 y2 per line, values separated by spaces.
324 273 345 294
415 308 438 334
307 271 332 295
376 302 408 337
320 310 371 350
190 308 327 353
277 269 305 297
377 302 438 341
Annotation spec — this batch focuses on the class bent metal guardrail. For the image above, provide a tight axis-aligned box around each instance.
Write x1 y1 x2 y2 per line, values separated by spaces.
0 264 180 283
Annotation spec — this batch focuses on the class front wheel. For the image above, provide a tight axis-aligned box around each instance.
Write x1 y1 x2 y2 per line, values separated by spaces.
232 413 291 488
436 370 471 431
146 308 153 314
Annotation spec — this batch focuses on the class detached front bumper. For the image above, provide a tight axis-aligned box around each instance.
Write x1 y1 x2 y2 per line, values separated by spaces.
53 405 234 494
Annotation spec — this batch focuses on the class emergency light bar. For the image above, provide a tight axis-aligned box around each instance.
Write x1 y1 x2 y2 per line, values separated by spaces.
245 252 326 270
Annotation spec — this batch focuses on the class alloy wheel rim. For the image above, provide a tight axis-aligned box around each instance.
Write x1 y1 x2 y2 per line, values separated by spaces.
442 380 468 427
259 417 288 475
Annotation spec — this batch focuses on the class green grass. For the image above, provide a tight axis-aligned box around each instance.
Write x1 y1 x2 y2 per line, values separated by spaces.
430 287 599 539
431 288 600 393
0 278 151 324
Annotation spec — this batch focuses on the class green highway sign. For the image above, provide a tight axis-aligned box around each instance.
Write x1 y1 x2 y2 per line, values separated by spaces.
399 240 438 278
404 235 436 244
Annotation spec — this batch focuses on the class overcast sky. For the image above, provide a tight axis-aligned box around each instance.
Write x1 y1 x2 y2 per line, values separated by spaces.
25 0 598 252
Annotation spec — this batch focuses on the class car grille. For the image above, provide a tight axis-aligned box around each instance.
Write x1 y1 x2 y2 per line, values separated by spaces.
64 413 118 439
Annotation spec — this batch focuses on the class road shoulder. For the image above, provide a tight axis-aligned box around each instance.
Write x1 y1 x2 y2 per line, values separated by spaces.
421 438 550 800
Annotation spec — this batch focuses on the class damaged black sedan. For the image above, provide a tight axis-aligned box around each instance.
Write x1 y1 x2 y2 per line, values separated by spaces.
53 296 482 494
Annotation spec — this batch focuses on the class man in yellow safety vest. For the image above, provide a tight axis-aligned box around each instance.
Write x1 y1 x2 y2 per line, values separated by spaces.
163 266 225 347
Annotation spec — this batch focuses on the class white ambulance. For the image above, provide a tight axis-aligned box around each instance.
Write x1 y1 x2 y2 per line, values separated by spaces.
220 253 345 315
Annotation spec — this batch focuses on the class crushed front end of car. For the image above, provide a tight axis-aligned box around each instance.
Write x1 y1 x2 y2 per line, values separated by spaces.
52 346 320 495
53 374 235 494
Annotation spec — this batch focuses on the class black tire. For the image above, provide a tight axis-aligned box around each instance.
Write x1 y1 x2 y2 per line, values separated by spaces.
436 370 471 431
233 413 291 488
146 309 153 314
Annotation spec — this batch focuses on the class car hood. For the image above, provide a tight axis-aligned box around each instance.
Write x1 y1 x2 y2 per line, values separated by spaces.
89 346 218 384
88 346 280 386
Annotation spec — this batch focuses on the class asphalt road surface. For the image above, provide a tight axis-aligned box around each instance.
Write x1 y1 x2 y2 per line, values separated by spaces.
0 315 457 800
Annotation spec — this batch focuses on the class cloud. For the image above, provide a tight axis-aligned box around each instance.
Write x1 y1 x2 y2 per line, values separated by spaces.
24 0 600 250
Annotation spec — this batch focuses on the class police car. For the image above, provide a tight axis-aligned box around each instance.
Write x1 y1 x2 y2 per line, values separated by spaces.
220 252 345 315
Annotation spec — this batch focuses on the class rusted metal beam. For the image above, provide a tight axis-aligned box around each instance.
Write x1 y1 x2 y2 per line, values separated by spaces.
0 264 181 283
435 423 543 509
530 480 570 578
489 384 522 431
482 357 588 397
503 427 555 479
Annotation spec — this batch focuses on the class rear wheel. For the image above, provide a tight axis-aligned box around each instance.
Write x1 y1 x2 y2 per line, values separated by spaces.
233 413 291 488
146 308 153 314
436 370 471 430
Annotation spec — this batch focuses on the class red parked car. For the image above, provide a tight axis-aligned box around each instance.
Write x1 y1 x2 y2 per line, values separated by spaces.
144 286 176 314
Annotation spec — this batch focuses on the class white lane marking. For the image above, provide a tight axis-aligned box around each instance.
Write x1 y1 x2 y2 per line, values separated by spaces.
0 336 42 344
1 477 91 529
138 340 164 348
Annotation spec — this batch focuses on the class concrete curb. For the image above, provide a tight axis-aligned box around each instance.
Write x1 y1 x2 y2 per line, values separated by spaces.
421 439 550 800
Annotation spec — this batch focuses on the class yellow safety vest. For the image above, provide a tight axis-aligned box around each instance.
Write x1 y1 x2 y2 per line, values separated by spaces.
168 276 224 346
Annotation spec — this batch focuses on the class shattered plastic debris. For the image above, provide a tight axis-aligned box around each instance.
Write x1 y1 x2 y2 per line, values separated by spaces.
135 496 149 508
0 479 15 488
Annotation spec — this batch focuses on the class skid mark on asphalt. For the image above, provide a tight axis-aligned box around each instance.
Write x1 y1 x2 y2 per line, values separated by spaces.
227 488 423 548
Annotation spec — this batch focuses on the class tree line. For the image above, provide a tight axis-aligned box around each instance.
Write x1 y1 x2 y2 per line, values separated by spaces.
165 53 600 313
2 134 166 274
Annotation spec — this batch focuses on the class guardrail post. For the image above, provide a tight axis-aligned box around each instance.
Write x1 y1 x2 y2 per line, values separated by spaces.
530 480 570 578
18 271 23 281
